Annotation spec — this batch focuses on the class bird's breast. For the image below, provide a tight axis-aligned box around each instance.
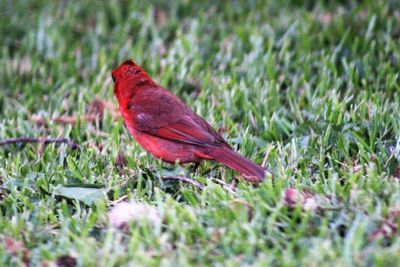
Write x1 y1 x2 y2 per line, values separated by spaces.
126 125 202 164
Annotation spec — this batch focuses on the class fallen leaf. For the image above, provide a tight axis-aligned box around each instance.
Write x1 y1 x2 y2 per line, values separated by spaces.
369 206 400 241
211 228 221 243
3 237 30 266
153 7 168 28
158 42 167 57
231 199 253 219
30 98 120 126
31 114 47 126
282 188 330 212
53 114 98 124
303 194 319 211
318 12 333 24
115 151 128 173
85 99 105 117
19 55 32 75
101 100 120 119
393 167 400 180
369 222 397 241
108 201 161 230
283 188 302 208
56 255 77 267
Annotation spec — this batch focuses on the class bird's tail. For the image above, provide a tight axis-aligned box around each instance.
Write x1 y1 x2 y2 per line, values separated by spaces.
206 146 269 183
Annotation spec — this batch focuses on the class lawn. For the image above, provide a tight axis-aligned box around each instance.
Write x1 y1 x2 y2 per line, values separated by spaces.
1 0 400 266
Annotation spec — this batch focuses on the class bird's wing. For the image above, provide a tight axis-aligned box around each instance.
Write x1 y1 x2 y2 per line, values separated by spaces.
126 88 225 147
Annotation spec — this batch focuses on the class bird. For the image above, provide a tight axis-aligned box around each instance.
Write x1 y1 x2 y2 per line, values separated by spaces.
112 59 270 183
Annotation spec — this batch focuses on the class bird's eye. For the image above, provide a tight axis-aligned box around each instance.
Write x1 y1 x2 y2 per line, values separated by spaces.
112 74 116 82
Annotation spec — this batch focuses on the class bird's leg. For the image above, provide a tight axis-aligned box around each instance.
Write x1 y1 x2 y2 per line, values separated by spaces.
200 165 219 176
192 162 200 175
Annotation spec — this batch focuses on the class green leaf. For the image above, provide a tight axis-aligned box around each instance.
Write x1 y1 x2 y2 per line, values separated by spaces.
54 184 108 206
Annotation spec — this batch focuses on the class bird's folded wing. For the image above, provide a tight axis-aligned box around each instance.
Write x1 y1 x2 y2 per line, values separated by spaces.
137 113 217 146
128 89 223 146
153 116 217 146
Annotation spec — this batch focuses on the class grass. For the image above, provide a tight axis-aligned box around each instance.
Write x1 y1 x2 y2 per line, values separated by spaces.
1 0 400 266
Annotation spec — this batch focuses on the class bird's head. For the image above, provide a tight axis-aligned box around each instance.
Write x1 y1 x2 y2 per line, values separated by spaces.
112 59 152 100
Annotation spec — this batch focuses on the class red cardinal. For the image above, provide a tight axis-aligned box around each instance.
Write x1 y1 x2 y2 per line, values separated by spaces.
112 59 270 183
